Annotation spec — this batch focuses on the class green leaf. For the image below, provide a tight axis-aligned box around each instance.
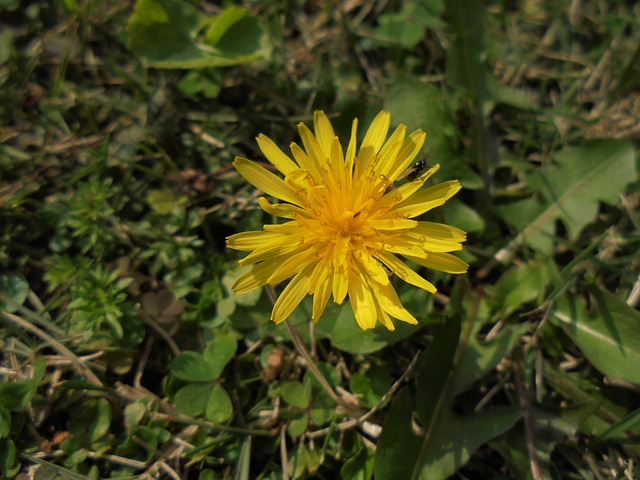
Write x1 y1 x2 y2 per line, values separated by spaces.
115 426 158 463
492 261 551 314
174 383 214 417
553 291 640 385
341 447 375 480
67 398 112 444
288 413 309 437
496 139 636 258
414 316 461 426
373 389 421 480
0 272 29 313
318 304 419 354
0 439 20 478
375 316 523 479
385 77 481 188
593 407 640 443
128 0 270 68
452 321 527 396
234 436 252 480
362 0 444 49
204 6 247 46
280 381 310 409
0 382 35 412
203 334 237 379
123 402 147 431
309 390 336 426
205 384 233 424
172 351 218 382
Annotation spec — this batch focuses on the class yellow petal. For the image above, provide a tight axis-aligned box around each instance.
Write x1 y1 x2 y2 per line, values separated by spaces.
267 248 318 284
234 157 300 205
329 136 346 190
413 221 467 242
366 218 417 231
357 111 390 169
375 251 437 293
257 134 299 175
270 264 314 323
393 180 461 218
311 263 332 323
357 250 390 286
347 267 377 330
378 164 441 209
406 252 469 274
344 118 359 186
232 261 279 294
314 111 335 157
374 124 405 174
297 123 325 179
238 236 305 266
227 230 283 251
374 301 396 331
290 142 322 183
332 238 350 304
373 280 418 325
385 129 427 182
405 233 463 253
258 197 309 219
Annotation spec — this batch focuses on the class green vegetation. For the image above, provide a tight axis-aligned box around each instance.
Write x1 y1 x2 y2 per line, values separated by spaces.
1 0 638 479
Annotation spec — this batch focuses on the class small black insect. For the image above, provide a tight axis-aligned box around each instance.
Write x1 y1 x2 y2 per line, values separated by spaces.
406 158 428 181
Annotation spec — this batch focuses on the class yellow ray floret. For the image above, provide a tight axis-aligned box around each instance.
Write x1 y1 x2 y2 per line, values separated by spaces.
226 110 468 331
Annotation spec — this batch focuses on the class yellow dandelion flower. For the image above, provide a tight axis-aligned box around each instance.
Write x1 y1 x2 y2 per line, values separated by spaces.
226 111 468 331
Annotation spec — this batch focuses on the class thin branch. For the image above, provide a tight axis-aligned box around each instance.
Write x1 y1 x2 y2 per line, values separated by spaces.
1 311 103 387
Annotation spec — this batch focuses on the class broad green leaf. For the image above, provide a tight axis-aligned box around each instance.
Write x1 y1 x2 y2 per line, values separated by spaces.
280 381 310 409
341 447 375 480
416 405 521 479
205 6 247 46
288 413 309 437
492 261 552 315
373 389 421 480
414 316 461 426
350 365 392 410
67 398 112 443
123 402 147 431
375 316 523 479
309 390 336 426
440 198 485 233
174 383 214 417
319 303 419 354
172 351 218 382
0 272 29 313
496 139 636 259
205 384 233 423
0 382 35 412
376 387 520 480
115 426 158 463
552 291 640 384
385 77 481 188
203 334 237 380
128 0 270 68
452 321 527 396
